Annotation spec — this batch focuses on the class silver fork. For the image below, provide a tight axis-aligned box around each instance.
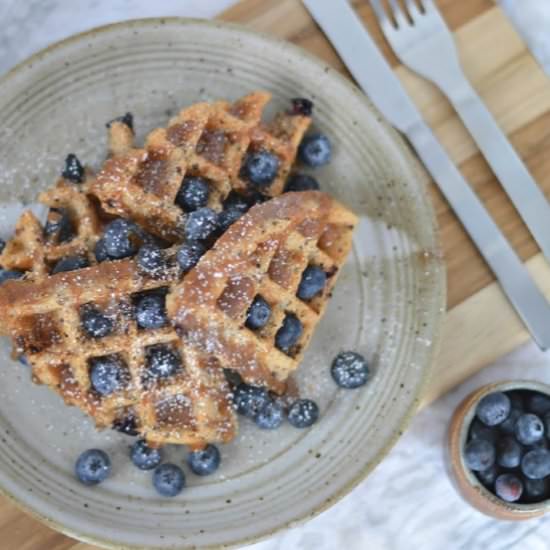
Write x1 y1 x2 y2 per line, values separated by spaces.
370 0 550 263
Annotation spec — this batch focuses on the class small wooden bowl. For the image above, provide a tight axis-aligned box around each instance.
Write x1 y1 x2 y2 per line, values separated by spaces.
448 380 550 520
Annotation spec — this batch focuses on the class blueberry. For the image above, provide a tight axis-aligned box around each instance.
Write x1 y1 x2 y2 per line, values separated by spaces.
232 383 270 419
145 345 181 380
75 449 111 486
137 244 165 276
524 478 547 502
0 269 23 284
515 413 544 445
130 439 162 470
527 392 550 416
17 355 30 367
175 176 210 212
90 355 128 396
255 401 284 430
62 153 85 183
52 255 89 274
463 439 496 471
275 314 303 354
298 133 332 167
184 207 218 241
499 407 523 435
94 238 110 263
81 306 113 338
245 296 272 330
290 98 314 117
521 449 550 479
107 112 134 130
241 150 280 188
176 241 206 273
495 473 523 503
476 392 511 427
217 207 243 232
288 399 319 428
153 463 185 497
103 219 138 259
331 351 370 389
223 192 250 213
112 414 139 436
297 266 326 300
135 294 167 329
496 436 523 469
284 173 320 193
44 208 74 243
187 444 221 476
0 238 5 254
476 464 499 487
507 391 525 411
469 419 499 444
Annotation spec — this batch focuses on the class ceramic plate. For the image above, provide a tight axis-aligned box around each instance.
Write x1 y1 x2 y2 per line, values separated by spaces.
0 18 445 549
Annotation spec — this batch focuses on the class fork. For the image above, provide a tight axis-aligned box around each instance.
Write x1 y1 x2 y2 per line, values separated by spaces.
370 0 550 264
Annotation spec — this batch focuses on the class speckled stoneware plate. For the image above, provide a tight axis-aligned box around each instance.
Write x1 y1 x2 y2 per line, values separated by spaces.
0 18 445 550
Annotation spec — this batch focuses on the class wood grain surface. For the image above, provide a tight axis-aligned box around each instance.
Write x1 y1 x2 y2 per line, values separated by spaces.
4 0 550 548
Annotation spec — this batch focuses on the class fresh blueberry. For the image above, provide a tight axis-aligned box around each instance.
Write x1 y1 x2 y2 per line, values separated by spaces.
527 392 550 416
94 238 110 263
507 391 525 411
90 355 128 396
62 153 85 183
298 133 332 167
297 266 326 300
476 464 499 487
130 439 163 471
135 293 167 329
0 269 24 284
288 399 319 429
52 255 89 274
515 413 544 445
245 296 272 330
223 192 250 213
275 314 303 354
495 473 523 503
145 345 181 380
499 407 523 436
81 306 113 338
476 392 511 427
521 449 550 479
187 444 221 476
44 208 74 243
241 150 280 188
175 176 210 212
284 173 320 193
496 436 523 469
469 419 499 444
153 463 185 497
184 207 218 241
290 98 314 117
75 449 111 486
232 383 270 419
524 478 547 502
106 112 134 130
112 414 139 436
331 351 370 389
217 207 243 232
464 439 496 471
255 400 284 430
176 241 206 273
137 244 165 276
103 219 138 259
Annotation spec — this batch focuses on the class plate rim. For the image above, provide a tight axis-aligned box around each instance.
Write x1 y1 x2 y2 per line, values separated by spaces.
0 16 446 550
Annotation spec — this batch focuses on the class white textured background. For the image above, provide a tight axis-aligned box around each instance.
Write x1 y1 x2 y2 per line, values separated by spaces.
2 1 550 549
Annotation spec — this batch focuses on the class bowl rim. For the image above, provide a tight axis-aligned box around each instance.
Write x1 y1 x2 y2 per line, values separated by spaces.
0 16 446 550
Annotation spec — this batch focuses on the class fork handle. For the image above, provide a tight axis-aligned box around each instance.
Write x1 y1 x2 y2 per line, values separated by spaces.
407 120 550 350
442 79 550 261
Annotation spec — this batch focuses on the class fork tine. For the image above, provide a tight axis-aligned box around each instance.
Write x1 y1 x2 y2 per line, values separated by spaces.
388 0 409 28
405 0 422 20
369 0 392 28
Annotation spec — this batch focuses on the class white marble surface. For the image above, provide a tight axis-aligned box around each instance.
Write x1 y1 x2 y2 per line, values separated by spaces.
2 1 550 550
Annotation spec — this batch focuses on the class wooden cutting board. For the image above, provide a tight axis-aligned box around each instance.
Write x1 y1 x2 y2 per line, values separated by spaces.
5 1 550 548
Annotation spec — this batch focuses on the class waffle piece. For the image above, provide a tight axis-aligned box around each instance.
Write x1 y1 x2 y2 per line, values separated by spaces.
0 254 236 448
167 191 358 393
88 91 311 242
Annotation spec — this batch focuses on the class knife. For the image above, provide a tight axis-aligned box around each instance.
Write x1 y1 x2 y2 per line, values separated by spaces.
303 0 550 350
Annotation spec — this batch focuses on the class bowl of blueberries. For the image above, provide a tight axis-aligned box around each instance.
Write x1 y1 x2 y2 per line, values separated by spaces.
449 380 550 520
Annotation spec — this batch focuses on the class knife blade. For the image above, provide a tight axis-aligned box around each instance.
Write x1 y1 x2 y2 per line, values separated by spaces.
303 0 550 350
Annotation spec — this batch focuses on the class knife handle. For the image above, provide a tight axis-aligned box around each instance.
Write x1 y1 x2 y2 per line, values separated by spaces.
407 121 550 350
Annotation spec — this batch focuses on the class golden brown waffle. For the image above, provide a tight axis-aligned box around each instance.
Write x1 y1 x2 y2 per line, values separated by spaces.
88 91 311 241
0 253 236 448
167 191 358 392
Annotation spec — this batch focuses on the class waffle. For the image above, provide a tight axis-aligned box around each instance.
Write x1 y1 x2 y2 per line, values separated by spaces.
167 191 358 392
0 250 236 448
88 91 312 242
